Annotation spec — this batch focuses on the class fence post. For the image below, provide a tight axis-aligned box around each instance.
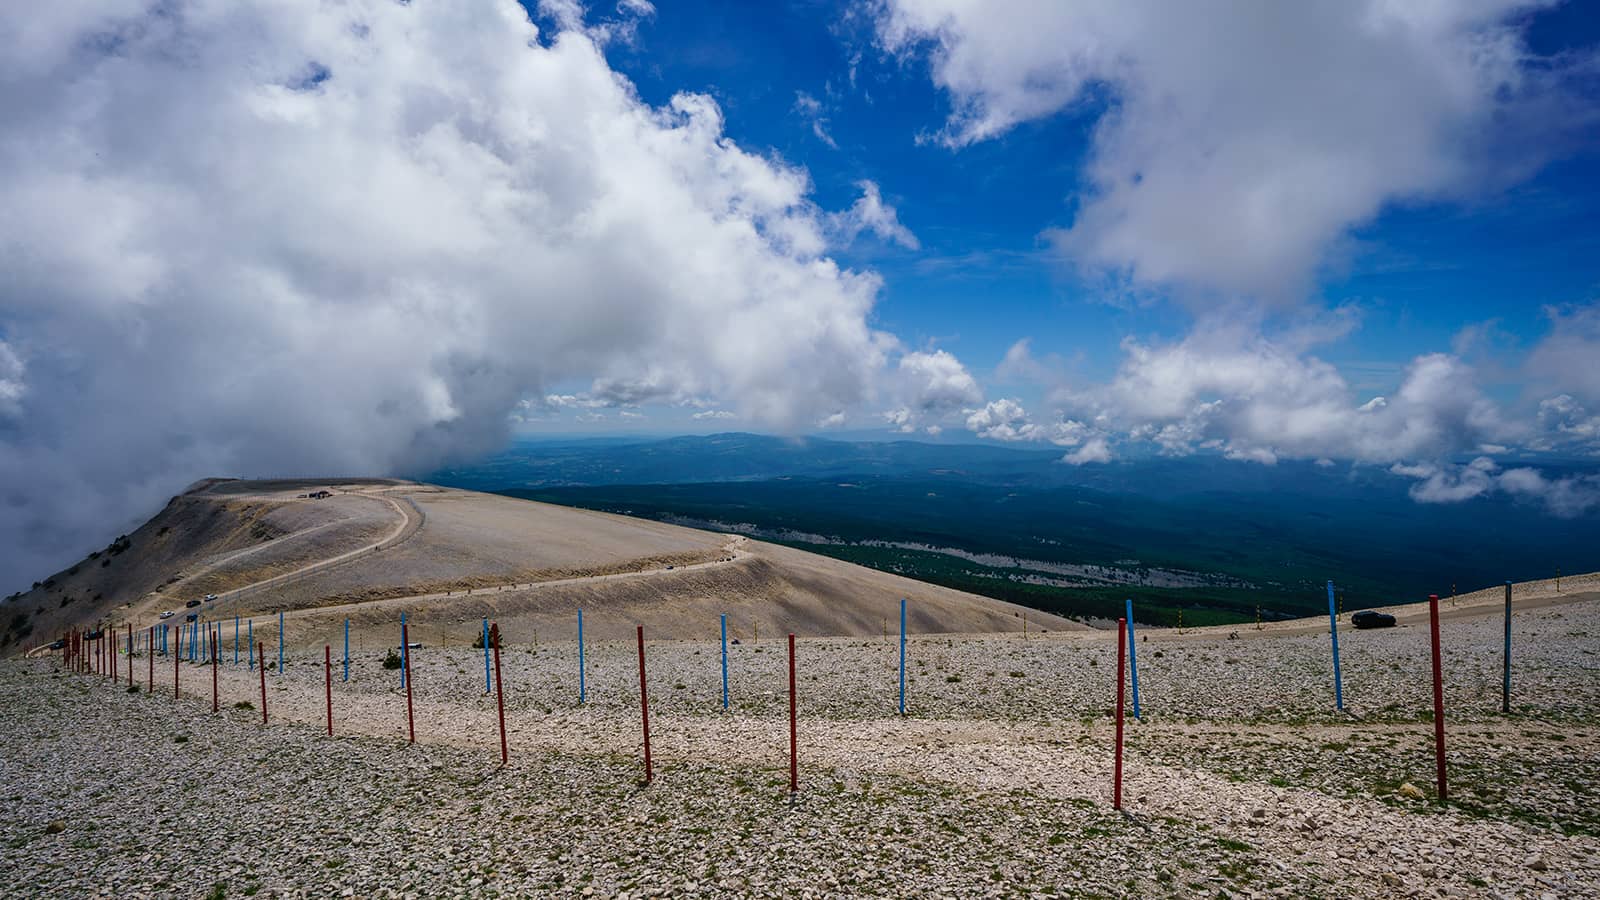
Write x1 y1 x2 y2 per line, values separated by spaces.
343 619 350 683
247 621 252 671
788 633 798 795
1327 580 1343 711
1125 598 1141 720
482 617 492 694
174 635 180 700
147 626 154 693
325 645 332 736
1502 580 1513 714
127 624 133 686
399 612 407 689
637 625 652 783
234 616 239 667
578 609 586 705
720 614 729 710
278 611 284 676
898 598 907 716
491 623 507 765
257 642 267 724
1428 594 1447 802
211 631 219 713
1115 617 1126 810
402 616 415 744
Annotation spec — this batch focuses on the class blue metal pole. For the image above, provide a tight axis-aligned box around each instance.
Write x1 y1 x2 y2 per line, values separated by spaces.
1126 598 1141 720
1502 580 1513 713
247 620 252 670
234 616 239 667
1327 580 1343 711
343 618 350 683
482 617 492 693
577 609 586 705
399 612 407 688
720 614 729 710
278 611 284 675
898 598 907 715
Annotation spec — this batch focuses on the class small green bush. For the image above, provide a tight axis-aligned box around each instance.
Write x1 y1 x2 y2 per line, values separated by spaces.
382 649 402 670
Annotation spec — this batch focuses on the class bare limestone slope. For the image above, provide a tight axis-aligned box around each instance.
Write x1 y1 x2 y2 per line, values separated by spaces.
4 479 1082 655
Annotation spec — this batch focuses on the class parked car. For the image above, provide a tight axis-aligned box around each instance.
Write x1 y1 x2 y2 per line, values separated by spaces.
204 594 217 602
1351 610 1397 629
184 599 201 608
159 610 175 619
185 613 198 622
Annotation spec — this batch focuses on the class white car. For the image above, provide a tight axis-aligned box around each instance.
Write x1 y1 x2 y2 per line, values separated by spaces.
204 594 217 602
159 610 175 619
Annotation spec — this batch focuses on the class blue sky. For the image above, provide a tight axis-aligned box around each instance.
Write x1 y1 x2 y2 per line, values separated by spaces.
515 0 1600 426
3 0 1600 582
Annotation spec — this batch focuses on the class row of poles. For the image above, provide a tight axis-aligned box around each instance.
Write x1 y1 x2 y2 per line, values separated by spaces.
60 582 1510 805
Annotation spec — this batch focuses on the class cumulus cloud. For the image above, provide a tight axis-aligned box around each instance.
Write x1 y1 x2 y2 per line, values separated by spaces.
1391 458 1600 517
691 409 738 421
873 0 1590 302
963 398 1096 448
0 0 933 584
1051 327 1512 465
883 349 980 433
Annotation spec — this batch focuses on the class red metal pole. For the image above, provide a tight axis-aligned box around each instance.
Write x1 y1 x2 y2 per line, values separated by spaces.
788 632 797 794
325 645 332 736
637 625 652 783
127 624 133 685
147 626 154 693
1114 617 1127 810
402 618 415 744
211 631 219 713
258 642 268 724
1428 594 1447 802
491 624 507 765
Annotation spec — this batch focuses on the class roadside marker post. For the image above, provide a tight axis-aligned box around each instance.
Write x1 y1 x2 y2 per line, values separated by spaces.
325 645 332 736
491 623 508 765
234 617 239 667
247 621 253 671
174 635 180 700
788 633 798 795
1114 617 1127 811
343 619 350 683
482 617 492 694
210 631 219 713
578 609 586 705
147 626 154 693
1327 580 1344 712
637 625 652 783
127 624 133 686
257 643 267 724
278 611 284 676
1428 594 1448 802
399 613 407 689
720 614 729 710
898 598 907 715
1125 598 1141 720
402 617 415 744
1502 581 1513 714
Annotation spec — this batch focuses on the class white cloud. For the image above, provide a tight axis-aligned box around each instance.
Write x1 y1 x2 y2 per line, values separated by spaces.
883 349 982 431
794 91 839 149
1062 437 1112 466
1390 458 1600 517
963 398 1095 448
831 180 920 250
0 0 924 583
874 0 1588 302
691 409 737 421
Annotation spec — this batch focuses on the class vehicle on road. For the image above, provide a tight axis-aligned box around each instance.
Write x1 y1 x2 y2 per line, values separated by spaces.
159 610 174 619
48 639 64 650
204 594 217 602
184 599 201 608
1351 610 1397 629
185 613 198 622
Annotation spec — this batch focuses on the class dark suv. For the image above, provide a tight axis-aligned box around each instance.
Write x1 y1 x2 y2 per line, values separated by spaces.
1351 610 1397 629
185 599 201 608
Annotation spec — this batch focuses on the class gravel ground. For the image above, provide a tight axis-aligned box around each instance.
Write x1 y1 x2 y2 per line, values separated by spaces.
5 595 1598 898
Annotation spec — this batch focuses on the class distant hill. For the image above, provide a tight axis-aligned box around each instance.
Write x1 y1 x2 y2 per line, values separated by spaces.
423 434 1600 625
